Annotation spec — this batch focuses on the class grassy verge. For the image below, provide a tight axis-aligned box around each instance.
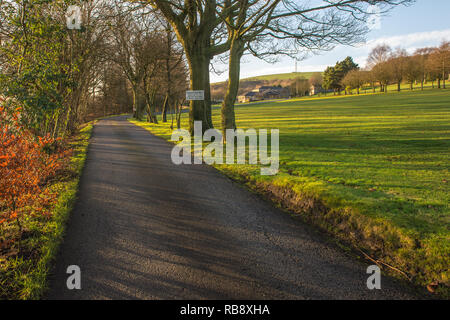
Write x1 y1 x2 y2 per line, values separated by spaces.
0 122 94 300
130 88 449 298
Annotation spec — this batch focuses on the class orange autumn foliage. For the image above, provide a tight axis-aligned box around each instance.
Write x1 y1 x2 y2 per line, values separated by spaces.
0 106 70 229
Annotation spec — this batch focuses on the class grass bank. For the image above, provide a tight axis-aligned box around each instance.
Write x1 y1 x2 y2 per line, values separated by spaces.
0 122 94 300
130 88 449 297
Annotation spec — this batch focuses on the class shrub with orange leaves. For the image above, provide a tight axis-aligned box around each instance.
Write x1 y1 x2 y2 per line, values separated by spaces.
0 106 70 233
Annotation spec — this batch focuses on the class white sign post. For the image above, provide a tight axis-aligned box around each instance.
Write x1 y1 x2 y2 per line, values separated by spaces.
186 90 205 101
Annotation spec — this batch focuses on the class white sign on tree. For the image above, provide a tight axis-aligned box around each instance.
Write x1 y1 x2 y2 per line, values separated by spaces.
186 90 205 101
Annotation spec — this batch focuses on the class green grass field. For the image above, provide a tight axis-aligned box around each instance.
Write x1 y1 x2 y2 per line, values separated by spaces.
235 90 449 232
131 88 450 295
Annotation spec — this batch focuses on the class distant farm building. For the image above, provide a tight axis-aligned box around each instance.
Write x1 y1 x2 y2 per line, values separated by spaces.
238 86 290 103
238 91 260 103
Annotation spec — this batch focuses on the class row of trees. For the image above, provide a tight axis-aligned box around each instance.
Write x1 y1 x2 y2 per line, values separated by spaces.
365 42 450 92
107 2 188 124
289 72 323 97
148 0 412 136
0 1 188 137
323 41 450 95
0 0 414 138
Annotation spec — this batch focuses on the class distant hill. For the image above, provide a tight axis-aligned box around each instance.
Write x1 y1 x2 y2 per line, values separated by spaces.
211 71 321 101
242 72 318 82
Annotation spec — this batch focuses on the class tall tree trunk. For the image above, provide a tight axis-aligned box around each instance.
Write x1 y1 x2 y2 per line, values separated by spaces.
443 61 446 89
146 89 158 124
221 37 244 139
146 102 152 123
163 25 172 123
132 85 139 120
186 50 213 134
177 101 182 129
162 94 169 123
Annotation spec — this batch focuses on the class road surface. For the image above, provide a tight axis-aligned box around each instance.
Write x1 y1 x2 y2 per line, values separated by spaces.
47 116 415 300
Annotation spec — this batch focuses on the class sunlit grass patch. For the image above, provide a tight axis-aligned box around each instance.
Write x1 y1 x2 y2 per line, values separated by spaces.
131 88 449 297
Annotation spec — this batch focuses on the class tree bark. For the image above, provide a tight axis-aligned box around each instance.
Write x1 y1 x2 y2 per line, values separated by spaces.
132 85 139 120
186 49 213 134
146 89 158 124
443 62 446 89
177 100 183 129
443 61 446 89
162 94 169 123
153 0 224 135
221 37 244 139
163 25 172 123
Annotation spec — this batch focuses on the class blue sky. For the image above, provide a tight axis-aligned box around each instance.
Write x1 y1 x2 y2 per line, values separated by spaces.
211 0 450 82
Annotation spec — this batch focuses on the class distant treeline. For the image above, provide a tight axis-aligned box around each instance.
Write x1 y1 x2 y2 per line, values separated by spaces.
324 41 450 95
0 1 188 137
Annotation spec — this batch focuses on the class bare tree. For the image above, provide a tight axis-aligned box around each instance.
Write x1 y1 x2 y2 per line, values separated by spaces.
388 48 408 92
404 54 422 90
145 1 413 134
140 33 166 123
217 0 280 134
309 73 324 88
160 22 188 123
217 1 413 135
342 70 367 94
107 2 158 119
146 0 233 133
368 44 392 92
414 47 434 90
428 41 450 89
372 61 391 93
367 44 392 69
290 77 310 97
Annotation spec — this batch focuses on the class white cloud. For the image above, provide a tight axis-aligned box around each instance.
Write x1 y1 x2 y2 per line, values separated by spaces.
353 29 450 68
367 29 450 49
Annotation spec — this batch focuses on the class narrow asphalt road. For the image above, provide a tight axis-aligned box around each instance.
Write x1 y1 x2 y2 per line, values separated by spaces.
47 116 414 300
